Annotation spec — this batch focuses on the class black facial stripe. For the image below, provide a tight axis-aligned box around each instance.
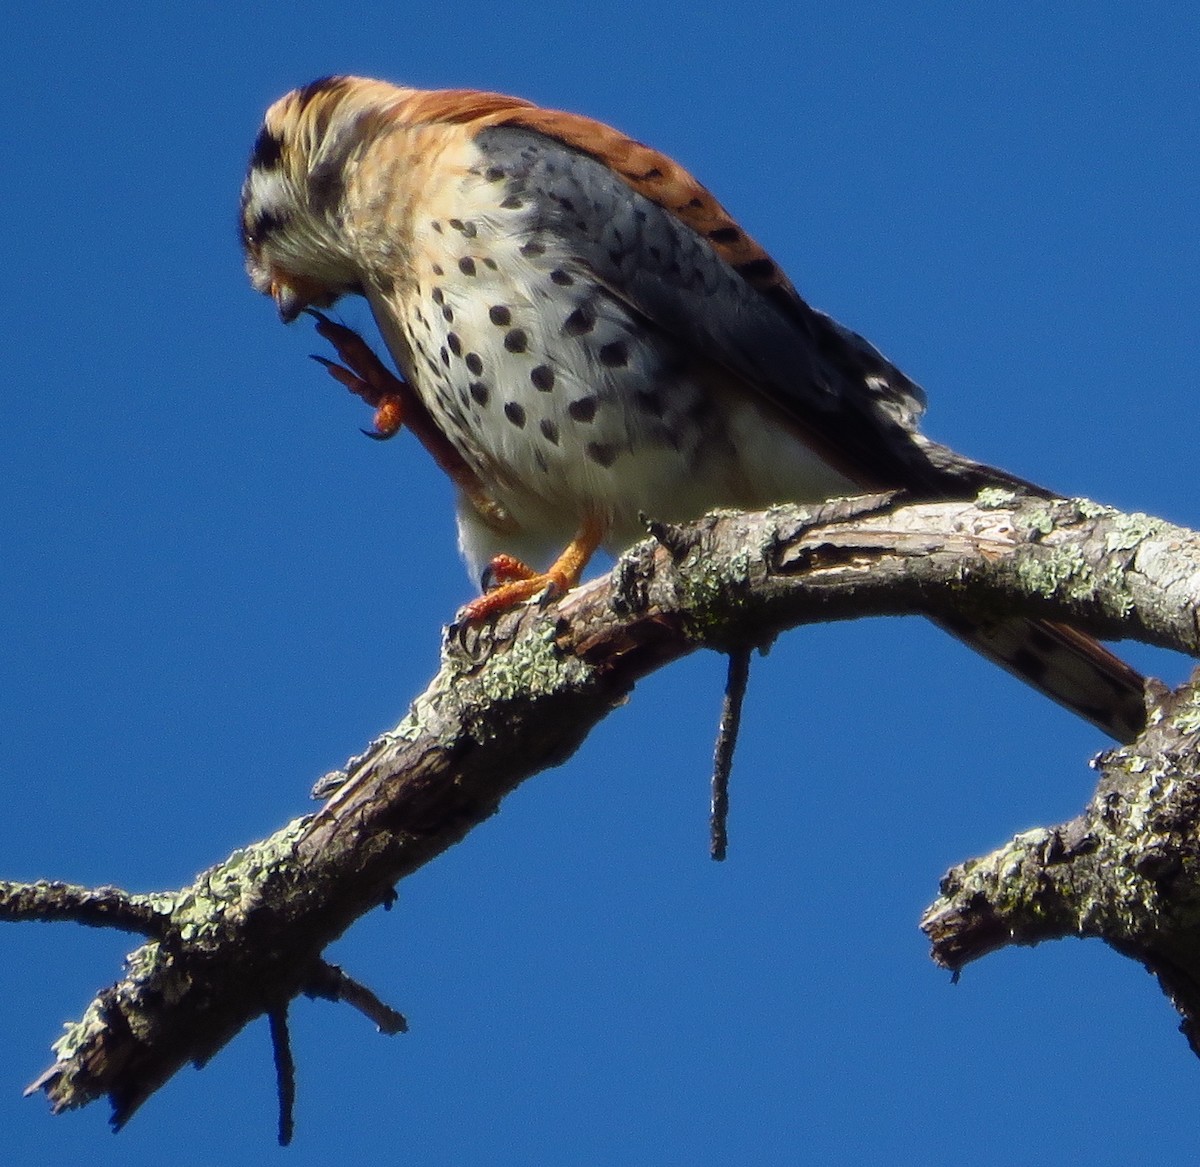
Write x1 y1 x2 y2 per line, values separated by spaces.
250 126 285 172
245 206 291 248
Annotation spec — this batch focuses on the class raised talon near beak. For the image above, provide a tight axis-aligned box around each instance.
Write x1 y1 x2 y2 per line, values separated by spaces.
369 396 404 439
304 310 521 537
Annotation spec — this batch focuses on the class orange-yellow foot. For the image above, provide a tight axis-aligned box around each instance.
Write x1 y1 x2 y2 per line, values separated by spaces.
461 519 606 622
307 310 406 439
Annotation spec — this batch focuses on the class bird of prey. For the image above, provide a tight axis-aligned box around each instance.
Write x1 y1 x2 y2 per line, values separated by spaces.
240 76 1145 742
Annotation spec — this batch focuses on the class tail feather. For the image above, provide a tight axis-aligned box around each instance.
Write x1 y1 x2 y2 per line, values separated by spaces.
933 613 1147 743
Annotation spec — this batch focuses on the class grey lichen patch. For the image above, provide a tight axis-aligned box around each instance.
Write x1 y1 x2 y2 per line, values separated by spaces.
48 996 112 1067
976 487 1021 510
171 816 311 942
1025 505 1058 537
670 513 767 630
1015 540 1096 601
1101 511 1169 554
1169 705 1200 738
1072 498 1115 521
473 621 591 705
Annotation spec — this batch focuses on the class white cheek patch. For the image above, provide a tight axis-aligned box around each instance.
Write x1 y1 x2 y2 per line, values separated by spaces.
246 169 292 223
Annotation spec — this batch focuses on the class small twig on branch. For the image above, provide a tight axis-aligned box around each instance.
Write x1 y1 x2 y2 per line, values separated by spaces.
268 1007 295 1147
710 648 752 861
303 961 408 1034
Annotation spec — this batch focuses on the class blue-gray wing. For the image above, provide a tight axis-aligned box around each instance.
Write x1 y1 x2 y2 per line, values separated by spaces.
471 124 996 493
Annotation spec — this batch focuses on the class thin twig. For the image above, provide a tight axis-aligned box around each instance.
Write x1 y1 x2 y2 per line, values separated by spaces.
267 1008 295 1147
303 961 408 1034
711 649 752 861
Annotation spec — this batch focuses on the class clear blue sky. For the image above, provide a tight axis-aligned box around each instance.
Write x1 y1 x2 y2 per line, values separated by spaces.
3 3 1198 1163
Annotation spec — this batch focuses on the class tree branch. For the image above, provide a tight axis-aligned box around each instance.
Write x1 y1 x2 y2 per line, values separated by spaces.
921 668 1200 1050
9 490 1200 1128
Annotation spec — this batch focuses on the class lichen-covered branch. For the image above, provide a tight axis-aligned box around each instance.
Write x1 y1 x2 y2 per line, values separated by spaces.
922 670 1200 1051
10 490 1200 1127
0 881 169 938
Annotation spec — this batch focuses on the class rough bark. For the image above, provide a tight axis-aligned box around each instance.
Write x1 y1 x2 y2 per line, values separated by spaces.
6 489 1200 1128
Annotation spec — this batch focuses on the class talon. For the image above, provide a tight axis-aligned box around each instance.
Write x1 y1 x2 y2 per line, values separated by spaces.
460 517 606 622
371 396 404 438
483 553 538 589
309 353 365 396
461 577 551 621
304 312 513 536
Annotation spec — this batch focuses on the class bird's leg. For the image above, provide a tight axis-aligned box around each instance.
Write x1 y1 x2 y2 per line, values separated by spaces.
307 311 515 533
462 515 606 621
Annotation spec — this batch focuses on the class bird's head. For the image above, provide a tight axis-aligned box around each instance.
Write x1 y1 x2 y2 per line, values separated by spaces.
240 76 405 322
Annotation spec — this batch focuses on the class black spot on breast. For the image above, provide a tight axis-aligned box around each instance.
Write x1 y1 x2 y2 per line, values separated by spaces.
431 287 444 304
431 220 443 233
586 441 618 467
431 263 444 276
636 388 666 417
520 240 545 257
482 257 498 270
489 305 512 327
563 306 596 336
568 397 598 423
530 365 555 391
485 166 505 182
500 195 523 210
458 257 477 276
469 381 490 406
466 352 484 375
550 269 573 286
448 218 477 238
447 333 462 357
504 329 528 353
439 346 450 367
598 341 629 368
504 402 527 427
707 226 742 245
539 419 560 445
442 305 454 322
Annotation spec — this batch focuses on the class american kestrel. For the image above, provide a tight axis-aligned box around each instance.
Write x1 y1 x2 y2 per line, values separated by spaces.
240 76 1146 741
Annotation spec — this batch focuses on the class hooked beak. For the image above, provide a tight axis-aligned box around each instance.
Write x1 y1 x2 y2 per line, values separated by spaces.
269 272 328 324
